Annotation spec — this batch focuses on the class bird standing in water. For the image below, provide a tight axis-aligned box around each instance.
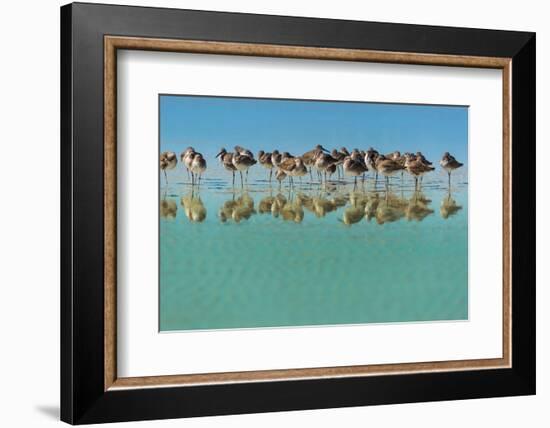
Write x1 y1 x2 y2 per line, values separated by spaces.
258 150 274 183
160 151 177 185
190 152 207 186
440 152 463 188
343 156 368 190
216 148 237 187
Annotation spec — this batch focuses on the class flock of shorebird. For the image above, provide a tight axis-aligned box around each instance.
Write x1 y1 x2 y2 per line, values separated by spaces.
160 145 464 189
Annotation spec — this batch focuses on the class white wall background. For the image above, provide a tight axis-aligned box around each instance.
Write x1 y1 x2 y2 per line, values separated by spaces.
0 0 545 426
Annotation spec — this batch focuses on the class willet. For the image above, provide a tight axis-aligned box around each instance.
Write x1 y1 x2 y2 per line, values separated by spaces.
365 148 380 182
351 149 368 183
275 169 287 190
160 151 177 185
326 163 337 182
404 153 435 189
416 151 433 166
278 156 297 187
314 151 338 185
234 146 256 182
343 156 368 190
190 153 207 186
330 149 346 179
302 145 329 181
215 148 237 187
182 148 196 182
258 150 274 182
440 152 463 188
271 150 282 169
179 146 195 179
234 145 254 158
232 152 257 187
375 155 405 191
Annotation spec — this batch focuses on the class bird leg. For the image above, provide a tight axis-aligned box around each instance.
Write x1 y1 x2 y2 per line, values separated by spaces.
448 171 451 189
239 171 244 188
354 176 357 190
232 171 235 187
163 170 168 185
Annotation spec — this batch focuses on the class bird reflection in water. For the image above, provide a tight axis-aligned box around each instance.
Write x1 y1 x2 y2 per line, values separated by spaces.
160 196 177 220
440 190 463 219
280 194 305 223
374 192 407 225
180 190 207 223
406 191 434 222
219 191 256 223
341 191 368 226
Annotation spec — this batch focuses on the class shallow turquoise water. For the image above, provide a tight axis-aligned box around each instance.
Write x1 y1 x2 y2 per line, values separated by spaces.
160 166 468 331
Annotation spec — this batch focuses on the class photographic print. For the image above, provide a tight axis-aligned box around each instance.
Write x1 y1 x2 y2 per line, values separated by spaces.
159 95 468 332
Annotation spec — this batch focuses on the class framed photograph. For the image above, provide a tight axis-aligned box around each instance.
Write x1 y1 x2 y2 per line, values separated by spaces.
61 2 535 424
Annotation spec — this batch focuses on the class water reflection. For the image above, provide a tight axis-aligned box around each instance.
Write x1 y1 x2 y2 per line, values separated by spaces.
406 191 434 222
180 190 207 222
160 196 177 220
219 192 256 223
160 181 466 227
440 191 463 219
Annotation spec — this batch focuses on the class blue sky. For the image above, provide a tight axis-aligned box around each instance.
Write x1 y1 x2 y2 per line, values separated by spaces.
160 95 468 164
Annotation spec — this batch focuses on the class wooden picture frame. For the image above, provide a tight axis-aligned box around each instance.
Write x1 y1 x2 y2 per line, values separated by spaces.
61 2 535 424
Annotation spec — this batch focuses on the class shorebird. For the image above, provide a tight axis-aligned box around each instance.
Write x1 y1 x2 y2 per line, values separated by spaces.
330 149 346 179
291 157 308 184
160 151 177 185
279 156 307 187
302 145 329 181
234 145 254 158
189 153 207 186
215 148 237 187
440 152 464 188
343 156 368 189
278 156 297 187
234 146 256 182
375 155 405 191
275 169 287 189
232 151 257 187
271 150 282 169
351 149 368 182
182 148 196 182
179 147 195 179
365 148 380 181
257 150 274 182
416 151 433 166
404 153 435 189
326 163 337 181
314 151 337 184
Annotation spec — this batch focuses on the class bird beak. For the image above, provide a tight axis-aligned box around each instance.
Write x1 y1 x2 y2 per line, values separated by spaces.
215 151 222 158
321 146 329 153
